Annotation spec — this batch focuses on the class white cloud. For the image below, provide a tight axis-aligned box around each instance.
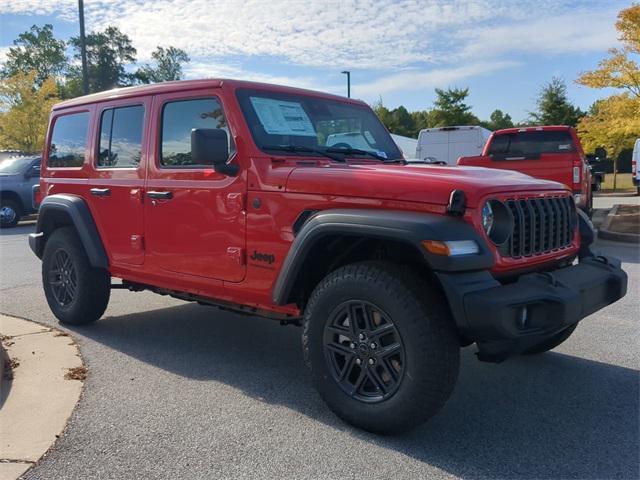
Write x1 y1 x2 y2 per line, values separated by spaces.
456 9 619 59
182 60 331 92
354 60 520 97
0 0 625 107
0 46 10 64
1 0 623 68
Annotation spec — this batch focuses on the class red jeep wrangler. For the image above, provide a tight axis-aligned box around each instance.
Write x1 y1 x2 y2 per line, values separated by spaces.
458 126 593 214
29 80 627 434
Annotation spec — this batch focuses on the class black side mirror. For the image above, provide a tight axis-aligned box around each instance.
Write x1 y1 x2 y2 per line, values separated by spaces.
191 128 239 176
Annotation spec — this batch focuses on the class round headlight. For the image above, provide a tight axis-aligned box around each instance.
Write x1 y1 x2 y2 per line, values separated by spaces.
482 202 494 235
482 199 513 245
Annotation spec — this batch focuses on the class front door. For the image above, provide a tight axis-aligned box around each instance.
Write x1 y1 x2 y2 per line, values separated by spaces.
144 90 246 282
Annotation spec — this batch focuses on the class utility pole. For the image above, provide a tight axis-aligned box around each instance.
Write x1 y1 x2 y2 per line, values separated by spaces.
341 71 351 98
78 0 89 95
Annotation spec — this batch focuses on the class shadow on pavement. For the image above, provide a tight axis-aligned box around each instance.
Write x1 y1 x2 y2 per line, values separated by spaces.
74 303 639 479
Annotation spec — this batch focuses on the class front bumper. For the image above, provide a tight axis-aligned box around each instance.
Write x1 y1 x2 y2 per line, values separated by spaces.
437 253 627 361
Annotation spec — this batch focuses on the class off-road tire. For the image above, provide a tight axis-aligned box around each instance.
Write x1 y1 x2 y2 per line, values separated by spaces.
523 324 578 355
303 261 460 434
0 198 21 228
42 227 110 325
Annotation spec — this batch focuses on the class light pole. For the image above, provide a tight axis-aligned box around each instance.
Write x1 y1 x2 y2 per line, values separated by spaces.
78 0 89 95
341 71 351 98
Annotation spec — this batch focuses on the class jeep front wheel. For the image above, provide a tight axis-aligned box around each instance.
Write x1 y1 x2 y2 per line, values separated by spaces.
303 262 460 434
42 227 110 325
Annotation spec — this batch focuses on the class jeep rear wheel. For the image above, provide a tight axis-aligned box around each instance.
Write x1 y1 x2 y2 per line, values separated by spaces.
303 262 460 434
42 227 110 325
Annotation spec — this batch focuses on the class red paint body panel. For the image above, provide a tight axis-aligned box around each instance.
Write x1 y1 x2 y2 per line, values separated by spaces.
40 80 581 317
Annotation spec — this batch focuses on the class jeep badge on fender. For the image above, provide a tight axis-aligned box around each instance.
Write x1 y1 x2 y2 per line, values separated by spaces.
28 79 627 435
249 250 275 265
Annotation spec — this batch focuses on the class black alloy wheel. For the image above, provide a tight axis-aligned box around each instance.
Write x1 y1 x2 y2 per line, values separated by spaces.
47 249 78 307
323 300 405 402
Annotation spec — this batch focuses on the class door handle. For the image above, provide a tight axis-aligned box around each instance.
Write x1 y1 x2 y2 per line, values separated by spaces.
147 191 173 200
90 187 111 197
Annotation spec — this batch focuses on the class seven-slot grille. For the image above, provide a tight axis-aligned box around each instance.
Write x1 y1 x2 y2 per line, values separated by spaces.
504 196 576 258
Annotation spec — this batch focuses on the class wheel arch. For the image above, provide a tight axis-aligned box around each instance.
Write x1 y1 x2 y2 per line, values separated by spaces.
30 194 109 269
0 190 24 212
272 209 493 307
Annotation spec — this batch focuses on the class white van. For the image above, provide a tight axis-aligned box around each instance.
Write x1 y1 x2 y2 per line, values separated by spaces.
633 138 639 193
390 134 418 158
416 126 491 165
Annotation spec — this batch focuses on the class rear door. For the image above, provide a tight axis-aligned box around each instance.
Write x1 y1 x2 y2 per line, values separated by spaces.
87 97 148 265
417 130 448 162
448 129 484 164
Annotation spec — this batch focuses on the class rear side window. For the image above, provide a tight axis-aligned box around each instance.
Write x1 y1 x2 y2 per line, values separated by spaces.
488 131 575 159
98 105 144 168
160 97 235 168
48 112 89 168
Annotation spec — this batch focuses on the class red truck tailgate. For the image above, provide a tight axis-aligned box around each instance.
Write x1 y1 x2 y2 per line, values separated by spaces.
457 127 584 192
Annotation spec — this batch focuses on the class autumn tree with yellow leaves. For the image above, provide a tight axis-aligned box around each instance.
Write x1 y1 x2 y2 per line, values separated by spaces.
0 70 59 153
577 4 640 189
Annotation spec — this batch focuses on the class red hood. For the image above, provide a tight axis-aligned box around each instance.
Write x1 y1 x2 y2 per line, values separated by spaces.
285 163 569 207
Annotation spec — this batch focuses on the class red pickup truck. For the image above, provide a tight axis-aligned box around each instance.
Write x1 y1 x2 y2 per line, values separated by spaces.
458 126 593 214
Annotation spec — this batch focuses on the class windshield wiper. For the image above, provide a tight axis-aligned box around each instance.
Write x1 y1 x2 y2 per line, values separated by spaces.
325 147 404 163
261 144 345 162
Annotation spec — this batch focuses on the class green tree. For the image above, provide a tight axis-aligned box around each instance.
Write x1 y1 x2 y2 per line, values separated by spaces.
135 46 190 84
430 87 480 126
577 4 640 189
0 24 67 87
0 70 59 152
484 109 514 130
67 26 137 95
529 77 584 126
372 99 418 137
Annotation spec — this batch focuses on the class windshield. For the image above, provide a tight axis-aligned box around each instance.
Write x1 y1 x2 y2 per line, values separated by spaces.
236 88 402 160
0 156 38 175
488 131 575 159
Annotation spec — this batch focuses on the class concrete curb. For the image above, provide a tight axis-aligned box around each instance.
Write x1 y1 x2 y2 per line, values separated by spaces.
0 315 85 480
598 204 640 244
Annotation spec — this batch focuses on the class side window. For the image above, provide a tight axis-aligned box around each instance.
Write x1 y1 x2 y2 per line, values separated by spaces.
160 97 235 168
98 105 144 168
48 112 89 168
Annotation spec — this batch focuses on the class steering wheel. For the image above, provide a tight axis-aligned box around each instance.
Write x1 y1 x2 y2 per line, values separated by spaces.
330 142 352 149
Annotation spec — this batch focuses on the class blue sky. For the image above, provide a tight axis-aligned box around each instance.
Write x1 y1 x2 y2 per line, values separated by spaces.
0 0 629 123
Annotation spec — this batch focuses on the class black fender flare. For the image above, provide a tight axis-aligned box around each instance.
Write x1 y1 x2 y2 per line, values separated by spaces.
272 209 494 305
29 194 109 269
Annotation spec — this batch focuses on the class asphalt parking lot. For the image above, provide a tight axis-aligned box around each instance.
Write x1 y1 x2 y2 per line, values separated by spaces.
1 209 638 479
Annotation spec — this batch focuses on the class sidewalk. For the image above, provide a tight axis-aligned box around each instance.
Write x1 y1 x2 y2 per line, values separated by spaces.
0 315 85 480
599 204 640 244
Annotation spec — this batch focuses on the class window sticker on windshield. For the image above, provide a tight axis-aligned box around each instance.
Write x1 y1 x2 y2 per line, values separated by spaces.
250 97 316 137
558 144 571 150
376 150 388 159
363 131 375 144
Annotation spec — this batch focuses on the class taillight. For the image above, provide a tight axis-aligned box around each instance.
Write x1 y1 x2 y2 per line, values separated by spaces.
573 165 581 185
